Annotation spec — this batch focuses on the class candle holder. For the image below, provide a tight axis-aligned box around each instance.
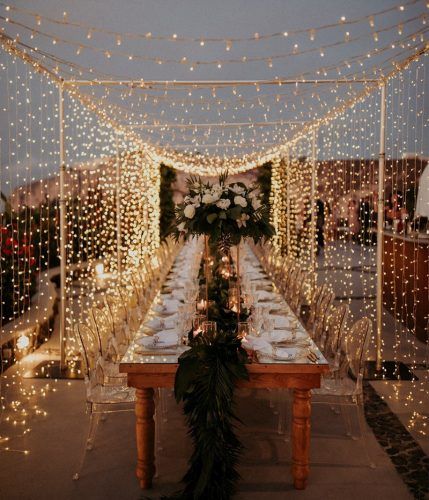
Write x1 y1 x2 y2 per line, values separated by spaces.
192 314 206 336
202 321 217 341
237 321 249 339
228 287 240 310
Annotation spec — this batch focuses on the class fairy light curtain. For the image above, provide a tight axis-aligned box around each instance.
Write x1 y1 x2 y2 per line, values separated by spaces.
0 54 60 351
119 145 161 270
270 140 313 264
0 53 59 455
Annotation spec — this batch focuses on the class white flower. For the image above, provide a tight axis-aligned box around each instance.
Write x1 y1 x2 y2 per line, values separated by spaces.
191 194 201 207
251 197 262 210
202 193 215 204
184 204 196 219
237 213 250 228
234 195 247 208
177 222 187 232
230 184 245 195
212 183 222 194
211 192 221 202
216 198 231 210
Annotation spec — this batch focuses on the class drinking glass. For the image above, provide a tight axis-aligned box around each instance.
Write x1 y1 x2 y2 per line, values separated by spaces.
237 322 249 339
202 321 217 340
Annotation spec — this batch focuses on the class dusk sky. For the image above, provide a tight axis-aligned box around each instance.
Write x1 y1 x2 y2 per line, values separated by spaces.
0 0 428 191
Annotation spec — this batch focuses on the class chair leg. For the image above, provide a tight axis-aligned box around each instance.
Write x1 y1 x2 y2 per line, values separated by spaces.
356 403 376 469
73 412 101 480
340 404 353 438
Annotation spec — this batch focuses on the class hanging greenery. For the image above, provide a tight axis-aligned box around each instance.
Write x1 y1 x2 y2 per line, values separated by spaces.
160 164 177 240
173 329 249 500
256 162 272 208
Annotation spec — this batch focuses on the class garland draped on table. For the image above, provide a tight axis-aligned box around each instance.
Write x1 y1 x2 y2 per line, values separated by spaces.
173 331 249 500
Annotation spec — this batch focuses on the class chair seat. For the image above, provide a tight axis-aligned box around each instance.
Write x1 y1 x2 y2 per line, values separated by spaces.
102 362 127 383
312 376 359 397
88 384 136 404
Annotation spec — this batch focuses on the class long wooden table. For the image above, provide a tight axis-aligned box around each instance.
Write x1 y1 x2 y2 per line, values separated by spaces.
119 358 329 491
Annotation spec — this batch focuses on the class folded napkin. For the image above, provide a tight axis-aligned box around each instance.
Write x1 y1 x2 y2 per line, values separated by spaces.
263 330 294 343
146 314 178 331
242 337 271 355
171 289 185 300
270 347 300 360
154 298 181 314
270 315 296 329
255 290 276 302
263 329 309 343
136 330 179 349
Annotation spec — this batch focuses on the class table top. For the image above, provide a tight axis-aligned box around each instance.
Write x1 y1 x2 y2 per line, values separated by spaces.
120 241 328 375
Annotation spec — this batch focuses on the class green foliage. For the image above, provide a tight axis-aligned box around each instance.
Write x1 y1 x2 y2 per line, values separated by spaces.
166 242 251 499
173 330 249 500
160 164 177 240
256 162 272 207
171 172 275 251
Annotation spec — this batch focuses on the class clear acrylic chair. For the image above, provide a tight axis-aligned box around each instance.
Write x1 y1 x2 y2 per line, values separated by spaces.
89 309 128 385
321 303 350 361
73 323 135 481
312 289 335 343
312 317 376 468
306 284 325 330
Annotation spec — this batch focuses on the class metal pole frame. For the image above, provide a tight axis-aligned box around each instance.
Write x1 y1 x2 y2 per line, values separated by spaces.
376 82 387 372
310 129 318 291
64 78 379 88
285 146 291 256
115 132 122 278
58 83 67 370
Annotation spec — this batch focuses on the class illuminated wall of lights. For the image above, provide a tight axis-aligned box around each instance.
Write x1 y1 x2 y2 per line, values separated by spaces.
269 143 313 263
120 148 161 270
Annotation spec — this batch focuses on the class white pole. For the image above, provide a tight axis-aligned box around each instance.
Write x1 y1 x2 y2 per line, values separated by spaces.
376 82 387 372
285 146 291 256
58 83 67 370
310 129 318 290
115 133 122 278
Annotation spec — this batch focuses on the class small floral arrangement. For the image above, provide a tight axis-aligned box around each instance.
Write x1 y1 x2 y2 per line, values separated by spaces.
172 172 275 248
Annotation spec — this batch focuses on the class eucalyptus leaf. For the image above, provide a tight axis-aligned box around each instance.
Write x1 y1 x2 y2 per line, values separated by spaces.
206 213 218 224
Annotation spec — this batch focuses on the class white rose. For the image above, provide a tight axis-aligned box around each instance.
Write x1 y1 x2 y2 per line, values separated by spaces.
251 197 262 210
202 193 215 204
184 204 196 219
230 184 245 195
177 221 187 232
210 190 221 202
234 195 247 208
216 198 231 210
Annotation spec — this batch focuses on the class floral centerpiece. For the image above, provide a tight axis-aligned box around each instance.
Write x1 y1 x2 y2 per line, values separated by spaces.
172 172 274 251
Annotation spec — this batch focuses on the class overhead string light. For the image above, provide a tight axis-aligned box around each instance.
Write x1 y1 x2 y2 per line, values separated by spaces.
0 9 426 70
0 0 423 45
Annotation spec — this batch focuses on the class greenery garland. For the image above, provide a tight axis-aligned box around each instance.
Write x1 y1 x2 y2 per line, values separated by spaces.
173 330 249 500
167 244 250 500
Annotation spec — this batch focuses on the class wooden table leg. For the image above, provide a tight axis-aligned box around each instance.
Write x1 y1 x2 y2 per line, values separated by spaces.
291 388 311 490
135 388 156 489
